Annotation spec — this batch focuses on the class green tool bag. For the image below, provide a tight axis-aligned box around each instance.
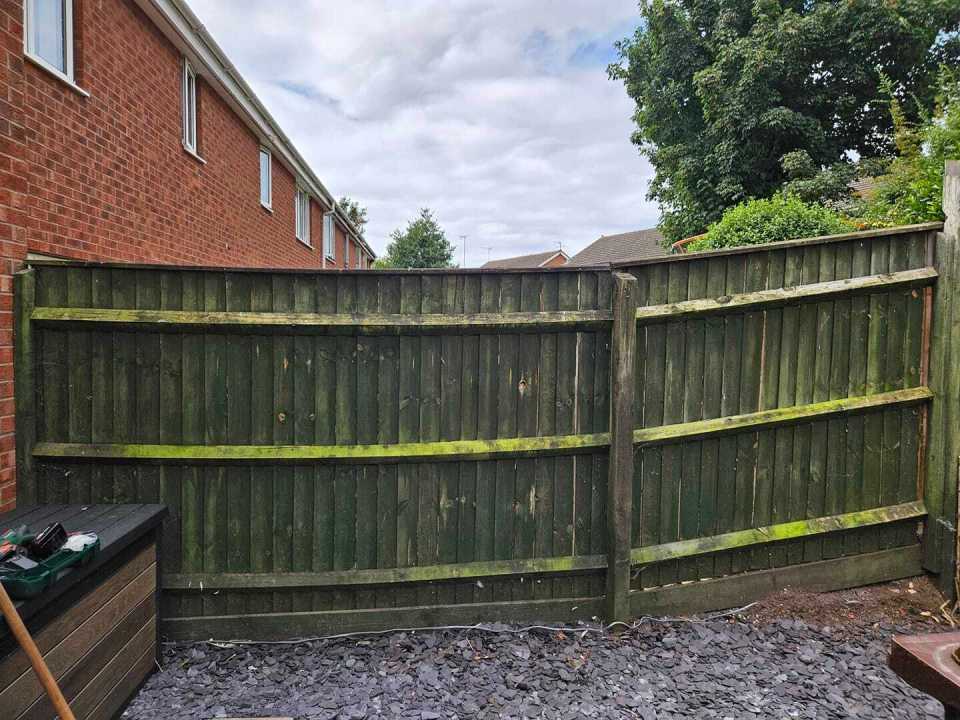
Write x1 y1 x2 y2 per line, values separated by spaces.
0 531 100 600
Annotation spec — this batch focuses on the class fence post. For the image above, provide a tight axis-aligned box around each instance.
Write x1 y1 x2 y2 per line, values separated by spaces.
926 161 960 598
14 268 37 506
607 271 638 624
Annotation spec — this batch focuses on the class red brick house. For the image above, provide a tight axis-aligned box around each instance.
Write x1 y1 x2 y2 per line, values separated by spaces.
0 0 376 510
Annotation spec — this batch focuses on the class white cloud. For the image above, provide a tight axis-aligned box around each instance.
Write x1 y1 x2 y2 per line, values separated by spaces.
189 0 658 265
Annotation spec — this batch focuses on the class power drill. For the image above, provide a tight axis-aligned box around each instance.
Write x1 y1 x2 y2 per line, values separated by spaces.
0 526 32 563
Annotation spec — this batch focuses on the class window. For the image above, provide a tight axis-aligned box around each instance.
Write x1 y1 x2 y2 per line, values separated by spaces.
323 213 335 258
296 188 311 246
344 234 349 267
182 59 198 153
25 0 74 81
259 148 272 209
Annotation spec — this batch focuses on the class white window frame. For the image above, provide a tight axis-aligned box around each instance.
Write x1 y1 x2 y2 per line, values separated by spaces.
323 212 335 259
344 233 350 268
295 187 311 246
24 0 76 86
259 147 272 210
182 58 198 154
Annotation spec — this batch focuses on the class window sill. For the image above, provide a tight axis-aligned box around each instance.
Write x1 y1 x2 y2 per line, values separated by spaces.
296 236 313 249
25 53 90 97
261 203 273 214
182 143 207 165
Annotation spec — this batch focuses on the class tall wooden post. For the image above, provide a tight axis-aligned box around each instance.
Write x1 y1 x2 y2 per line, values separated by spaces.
607 271 638 624
926 161 960 598
14 268 37 506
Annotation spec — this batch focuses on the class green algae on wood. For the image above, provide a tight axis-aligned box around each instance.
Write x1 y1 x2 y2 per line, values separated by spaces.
635 267 937 323
633 387 931 447
32 388 931 464
164 550 607 591
30 306 614 333
630 500 925 566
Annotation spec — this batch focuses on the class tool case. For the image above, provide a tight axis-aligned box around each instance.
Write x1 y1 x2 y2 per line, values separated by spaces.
0 528 100 600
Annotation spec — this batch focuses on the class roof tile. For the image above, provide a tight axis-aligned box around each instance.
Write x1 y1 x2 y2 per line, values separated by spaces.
567 228 667 267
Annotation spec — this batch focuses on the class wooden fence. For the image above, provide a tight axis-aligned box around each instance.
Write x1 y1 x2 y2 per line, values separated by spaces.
13 210 957 640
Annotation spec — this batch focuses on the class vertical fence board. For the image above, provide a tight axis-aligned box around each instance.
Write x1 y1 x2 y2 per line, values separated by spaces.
715 257 745 577
271 276 295 613
862 239 891 555
752 251 784 570
551 274 579 597
824 243 851 561
805 245 834 565
638 263 667 589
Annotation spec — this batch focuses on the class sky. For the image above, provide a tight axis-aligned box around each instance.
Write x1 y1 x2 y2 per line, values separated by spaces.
188 0 658 266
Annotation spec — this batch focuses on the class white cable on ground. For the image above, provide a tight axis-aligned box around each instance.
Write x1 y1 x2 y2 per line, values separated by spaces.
161 602 758 648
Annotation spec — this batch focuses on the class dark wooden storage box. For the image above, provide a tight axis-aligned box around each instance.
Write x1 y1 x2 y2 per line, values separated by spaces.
0 504 166 720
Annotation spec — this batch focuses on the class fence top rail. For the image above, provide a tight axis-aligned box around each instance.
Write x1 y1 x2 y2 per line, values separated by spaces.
23 259 598 277
611 222 944 269
23 223 942 277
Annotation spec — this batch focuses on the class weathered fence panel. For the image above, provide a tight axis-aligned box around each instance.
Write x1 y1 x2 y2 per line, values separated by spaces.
14 215 953 640
619 225 936 613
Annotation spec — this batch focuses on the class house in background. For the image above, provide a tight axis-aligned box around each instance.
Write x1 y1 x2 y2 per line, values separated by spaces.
5 0 374 271
566 228 668 267
481 249 570 269
0 0 376 510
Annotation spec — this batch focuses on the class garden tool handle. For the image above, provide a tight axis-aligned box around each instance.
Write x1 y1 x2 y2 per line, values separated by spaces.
0 580 77 720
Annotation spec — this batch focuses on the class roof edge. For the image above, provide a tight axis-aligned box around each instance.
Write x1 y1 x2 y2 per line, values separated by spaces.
135 0 374 259
537 249 570 267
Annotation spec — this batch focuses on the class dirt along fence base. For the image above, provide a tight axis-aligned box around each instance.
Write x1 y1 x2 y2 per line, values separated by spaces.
13 166 960 641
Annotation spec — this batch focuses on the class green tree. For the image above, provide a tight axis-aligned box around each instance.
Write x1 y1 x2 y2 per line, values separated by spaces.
376 209 456 269
338 196 368 238
611 0 960 242
859 70 960 226
779 151 858 206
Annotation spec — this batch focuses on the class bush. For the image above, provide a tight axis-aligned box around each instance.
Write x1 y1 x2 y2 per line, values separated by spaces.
856 69 960 226
687 195 855 252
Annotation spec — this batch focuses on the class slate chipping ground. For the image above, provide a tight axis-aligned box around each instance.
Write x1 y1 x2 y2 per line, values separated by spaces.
126 581 949 720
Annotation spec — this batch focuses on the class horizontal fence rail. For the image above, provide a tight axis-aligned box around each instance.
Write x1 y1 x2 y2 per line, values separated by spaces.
31 387 932 463
634 267 937 322
29 307 615 334
28 267 937 333
15 219 952 640
162 500 925 592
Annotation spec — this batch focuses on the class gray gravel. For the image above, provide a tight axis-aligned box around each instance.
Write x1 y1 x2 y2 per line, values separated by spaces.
125 618 943 719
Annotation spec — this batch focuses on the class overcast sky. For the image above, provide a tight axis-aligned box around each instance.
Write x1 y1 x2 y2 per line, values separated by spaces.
189 0 657 266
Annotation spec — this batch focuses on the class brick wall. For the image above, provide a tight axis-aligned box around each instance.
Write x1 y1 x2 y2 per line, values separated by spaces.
0 0 370 510
1 0 27 512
